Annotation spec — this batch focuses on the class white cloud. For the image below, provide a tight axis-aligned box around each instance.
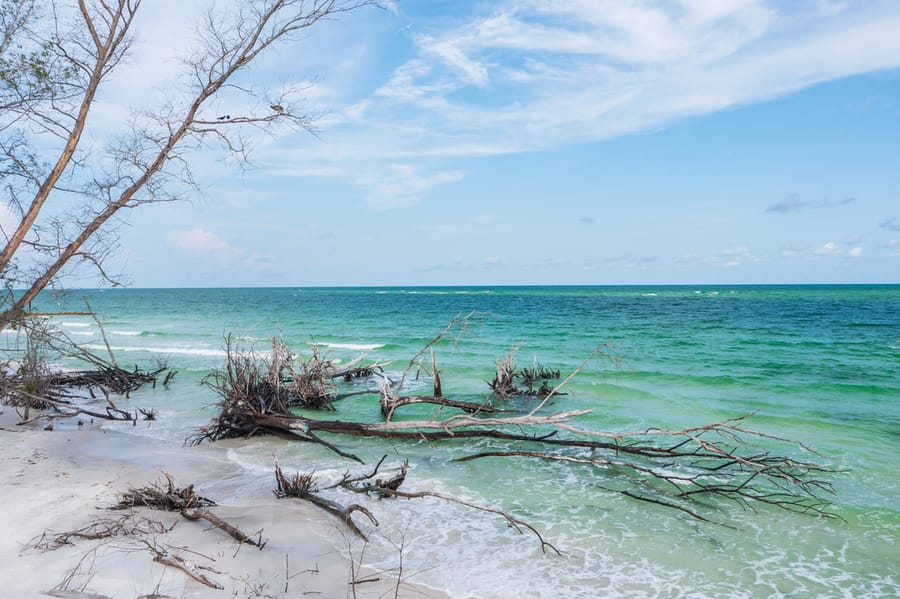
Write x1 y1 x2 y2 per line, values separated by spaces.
815 241 843 255
812 242 865 257
353 164 465 210
258 0 900 203
369 1 900 148
417 34 489 86
102 1 900 222
166 228 242 258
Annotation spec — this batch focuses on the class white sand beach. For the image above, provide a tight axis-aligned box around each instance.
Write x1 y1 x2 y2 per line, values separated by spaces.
0 408 448 599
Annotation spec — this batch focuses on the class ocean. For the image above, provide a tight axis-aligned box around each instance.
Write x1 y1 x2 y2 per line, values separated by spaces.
24 285 900 597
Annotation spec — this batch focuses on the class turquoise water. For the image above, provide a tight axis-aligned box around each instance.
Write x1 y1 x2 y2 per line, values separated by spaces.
28 285 900 597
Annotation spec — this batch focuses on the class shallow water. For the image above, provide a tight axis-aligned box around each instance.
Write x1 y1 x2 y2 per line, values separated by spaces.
24 285 900 598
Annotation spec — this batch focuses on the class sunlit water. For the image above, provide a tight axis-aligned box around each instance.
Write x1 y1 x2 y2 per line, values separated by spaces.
22 285 900 598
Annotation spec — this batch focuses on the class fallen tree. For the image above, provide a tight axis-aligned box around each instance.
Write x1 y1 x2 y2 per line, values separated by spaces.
191 319 841 531
0 313 170 423
200 335 386 424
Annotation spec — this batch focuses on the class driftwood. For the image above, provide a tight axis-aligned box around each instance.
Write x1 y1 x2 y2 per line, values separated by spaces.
274 463 378 540
197 385 840 524
199 336 387 436
192 316 841 528
148 543 224 590
274 457 559 553
114 473 265 548
380 393 508 420
379 369 508 421
31 514 174 552
489 346 561 398
1 311 169 422
48 365 167 397
181 507 266 548
114 473 216 511
394 310 485 394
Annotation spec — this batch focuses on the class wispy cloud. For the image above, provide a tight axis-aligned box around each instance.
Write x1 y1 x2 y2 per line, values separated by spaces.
263 1 900 208
880 217 900 231
419 215 496 239
814 241 863 257
714 244 761 267
584 253 658 270
675 244 761 268
816 241 843 255
351 164 465 210
421 257 506 273
166 229 242 258
766 194 856 213
387 2 900 147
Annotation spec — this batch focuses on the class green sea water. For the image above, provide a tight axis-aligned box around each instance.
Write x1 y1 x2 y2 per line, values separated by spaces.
28 285 900 597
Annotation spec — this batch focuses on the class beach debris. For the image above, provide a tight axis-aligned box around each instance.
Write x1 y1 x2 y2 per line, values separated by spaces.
274 456 562 554
115 473 266 548
162 370 177 386
0 308 170 423
274 462 378 540
32 514 174 552
29 513 174 551
378 382 509 420
490 348 562 398
194 335 387 445
115 472 216 511
378 348 514 420
145 541 224 590
193 314 842 534
32 510 231 593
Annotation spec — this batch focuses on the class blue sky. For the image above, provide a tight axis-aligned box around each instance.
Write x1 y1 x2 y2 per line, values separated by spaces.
99 1 900 286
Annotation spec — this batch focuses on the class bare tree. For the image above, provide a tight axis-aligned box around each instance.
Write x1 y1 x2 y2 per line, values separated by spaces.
0 0 373 329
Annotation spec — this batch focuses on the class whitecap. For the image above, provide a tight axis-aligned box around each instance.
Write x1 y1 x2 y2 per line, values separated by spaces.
318 342 384 351
82 343 226 357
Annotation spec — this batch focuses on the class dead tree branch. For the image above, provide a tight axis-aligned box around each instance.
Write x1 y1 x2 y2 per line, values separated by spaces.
114 473 266 548
192 316 840 526
274 463 377 540
395 310 485 394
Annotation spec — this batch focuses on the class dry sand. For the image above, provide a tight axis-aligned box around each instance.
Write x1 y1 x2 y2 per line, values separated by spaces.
0 408 448 599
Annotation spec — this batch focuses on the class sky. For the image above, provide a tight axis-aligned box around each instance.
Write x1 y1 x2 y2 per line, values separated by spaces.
84 1 900 286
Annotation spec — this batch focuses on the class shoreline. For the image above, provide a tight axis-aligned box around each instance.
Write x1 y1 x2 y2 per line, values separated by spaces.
0 407 450 599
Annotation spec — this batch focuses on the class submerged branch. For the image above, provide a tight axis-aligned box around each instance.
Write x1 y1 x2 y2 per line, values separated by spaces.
190 320 841 527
